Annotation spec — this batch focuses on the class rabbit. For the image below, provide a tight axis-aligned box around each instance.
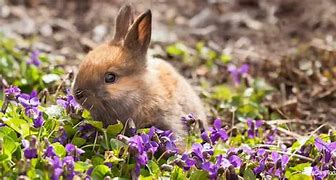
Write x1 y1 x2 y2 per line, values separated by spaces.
73 5 207 139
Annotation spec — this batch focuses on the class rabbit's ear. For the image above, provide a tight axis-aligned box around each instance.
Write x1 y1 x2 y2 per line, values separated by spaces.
112 4 134 43
124 10 151 54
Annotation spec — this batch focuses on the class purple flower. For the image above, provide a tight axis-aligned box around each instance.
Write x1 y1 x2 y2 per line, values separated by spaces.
44 145 56 158
228 64 249 85
298 145 312 157
18 90 39 109
181 113 196 132
22 138 37 159
63 156 75 179
49 156 63 180
53 127 68 145
312 166 329 180
201 131 211 143
18 90 44 128
104 162 113 169
315 137 336 163
209 119 228 144
65 144 84 161
4 85 21 98
201 161 218 179
57 88 81 112
155 128 177 153
27 50 41 66
78 124 96 139
128 128 160 177
265 129 277 144
180 153 196 170
253 159 265 174
268 152 289 177
228 155 242 168
202 155 232 180
247 118 263 138
33 112 44 128
216 155 231 169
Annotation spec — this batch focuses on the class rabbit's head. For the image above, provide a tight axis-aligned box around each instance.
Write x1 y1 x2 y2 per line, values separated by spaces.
73 5 152 126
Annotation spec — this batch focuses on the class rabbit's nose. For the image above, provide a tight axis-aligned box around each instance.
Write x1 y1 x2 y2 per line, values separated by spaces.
75 89 84 100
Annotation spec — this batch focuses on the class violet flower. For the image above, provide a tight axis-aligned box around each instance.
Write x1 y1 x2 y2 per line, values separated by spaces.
314 137 336 163
155 128 177 153
209 119 228 144
312 166 329 180
191 143 213 166
201 161 219 179
44 145 56 158
202 155 232 179
179 153 196 170
27 50 41 67
22 138 38 159
253 159 266 174
18 90 39 111
78 124 96 139
18 90 44 128
4 85 21 99
33 112 44 128
253 148 268 175
128 128 160 177
227 64 249 85
201 131 211 144
57 88 81 112
53 127 68 145
181 113 196 132
228 155 242 168
63 156 76 179
49 156 63 180
268 152 289 177
65 144 85 161
247 118 263 138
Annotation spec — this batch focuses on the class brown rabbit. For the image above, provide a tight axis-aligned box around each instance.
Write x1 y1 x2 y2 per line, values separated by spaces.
73 5 206 138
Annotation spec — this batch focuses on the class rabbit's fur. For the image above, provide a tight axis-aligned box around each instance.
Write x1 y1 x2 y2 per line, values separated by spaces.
73 5 206 138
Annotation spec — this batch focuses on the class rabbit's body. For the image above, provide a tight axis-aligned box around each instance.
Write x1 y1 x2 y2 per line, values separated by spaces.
73 5 206 138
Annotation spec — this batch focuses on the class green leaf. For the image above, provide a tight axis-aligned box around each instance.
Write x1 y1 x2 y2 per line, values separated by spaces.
106 122 124 136
110 138 126 150
171 167 187 180
72 137 86 147
220 54 231 64
3 117 30 137
91 165 111 179
190 170 208 180
211 85 233 101
289 163 311 172
51 142 66 157
92 155 105 166
0 126 18 140
3 136 18 159
166 43 186 56
85 120 103 131
75 161 91 173
147 160 160 176
0 154 9 161
287 174 312 180
243 168 256 180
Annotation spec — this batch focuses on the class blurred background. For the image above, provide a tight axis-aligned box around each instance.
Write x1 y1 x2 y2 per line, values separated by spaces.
2 0 336 60
1 0 336 131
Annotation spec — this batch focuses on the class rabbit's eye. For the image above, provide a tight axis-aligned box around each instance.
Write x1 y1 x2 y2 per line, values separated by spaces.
104 72 117 83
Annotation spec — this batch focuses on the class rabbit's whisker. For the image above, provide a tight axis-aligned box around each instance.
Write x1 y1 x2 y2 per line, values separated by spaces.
82 97 88 106
89 104 95 111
